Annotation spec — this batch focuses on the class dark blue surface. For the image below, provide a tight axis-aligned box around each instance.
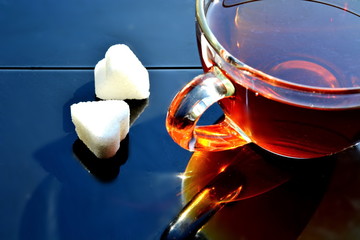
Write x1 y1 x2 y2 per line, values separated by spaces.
0 0 199 68
0 69 198 239
1 1 360 240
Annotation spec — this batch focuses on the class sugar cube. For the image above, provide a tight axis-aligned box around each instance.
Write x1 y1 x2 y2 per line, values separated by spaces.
95 44 150 100
70 100 130 159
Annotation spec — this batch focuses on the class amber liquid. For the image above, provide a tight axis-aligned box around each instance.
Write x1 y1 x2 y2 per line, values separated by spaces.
201 0 360 158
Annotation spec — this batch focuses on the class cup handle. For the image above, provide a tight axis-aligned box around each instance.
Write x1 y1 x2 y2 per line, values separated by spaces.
166 67 250 151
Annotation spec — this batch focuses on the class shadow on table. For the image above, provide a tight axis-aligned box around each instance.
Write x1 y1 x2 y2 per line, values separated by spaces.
72 136 129 182
299 144 360 240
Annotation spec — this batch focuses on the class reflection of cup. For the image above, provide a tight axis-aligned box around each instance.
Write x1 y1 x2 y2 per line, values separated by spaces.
166 0 360 159
181 145 336 240
161 144 336 240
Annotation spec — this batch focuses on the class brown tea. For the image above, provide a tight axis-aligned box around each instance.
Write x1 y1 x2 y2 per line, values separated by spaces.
199 0 360 158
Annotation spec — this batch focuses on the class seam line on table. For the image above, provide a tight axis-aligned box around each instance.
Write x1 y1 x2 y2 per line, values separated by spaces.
0 66 203 70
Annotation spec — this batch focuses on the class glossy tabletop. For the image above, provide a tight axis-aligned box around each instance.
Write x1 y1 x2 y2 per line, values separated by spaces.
0 0 199 68
1 1 360 240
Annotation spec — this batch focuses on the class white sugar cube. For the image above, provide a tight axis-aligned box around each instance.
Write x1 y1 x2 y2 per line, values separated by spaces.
95 44 150 100
70 100 130 159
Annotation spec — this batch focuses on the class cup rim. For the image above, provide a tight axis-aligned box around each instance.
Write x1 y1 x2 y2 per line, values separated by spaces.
195 0 360 95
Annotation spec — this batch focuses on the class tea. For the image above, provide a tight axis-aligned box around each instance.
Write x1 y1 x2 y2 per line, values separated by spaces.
199 0 360 158
207 0 360 88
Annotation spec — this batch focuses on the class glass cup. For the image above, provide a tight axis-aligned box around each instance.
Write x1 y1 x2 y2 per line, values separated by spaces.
166 0 360 159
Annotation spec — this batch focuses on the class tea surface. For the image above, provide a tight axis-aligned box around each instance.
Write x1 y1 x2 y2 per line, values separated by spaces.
207 0 360 88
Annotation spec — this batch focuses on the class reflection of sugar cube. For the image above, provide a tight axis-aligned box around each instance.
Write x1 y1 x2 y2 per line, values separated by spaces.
95 44 150 100
70 100 130 159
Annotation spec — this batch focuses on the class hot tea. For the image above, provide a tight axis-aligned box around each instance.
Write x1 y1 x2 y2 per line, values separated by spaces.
198 0 360 158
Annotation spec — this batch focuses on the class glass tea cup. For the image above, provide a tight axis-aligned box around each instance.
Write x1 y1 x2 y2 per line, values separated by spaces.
166 0 360 159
